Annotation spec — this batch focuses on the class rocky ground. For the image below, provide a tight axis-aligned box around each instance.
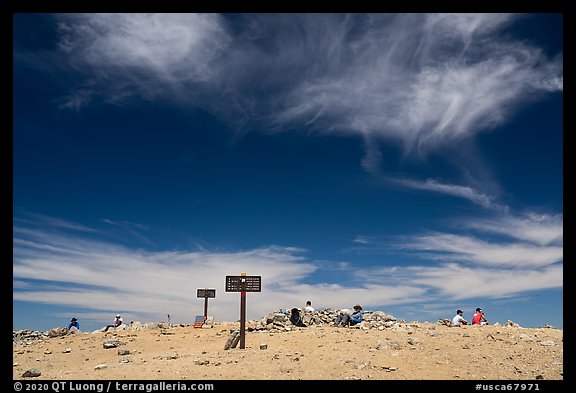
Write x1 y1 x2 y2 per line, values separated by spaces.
13 313 563 381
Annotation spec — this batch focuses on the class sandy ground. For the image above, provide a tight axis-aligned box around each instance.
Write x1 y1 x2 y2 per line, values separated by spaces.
13 322 563 381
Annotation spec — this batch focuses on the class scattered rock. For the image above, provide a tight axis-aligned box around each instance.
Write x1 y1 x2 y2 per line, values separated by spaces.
46 328 68 338
103 340 122 349
22 368 41 378
374 339 401 350
224 330 240 350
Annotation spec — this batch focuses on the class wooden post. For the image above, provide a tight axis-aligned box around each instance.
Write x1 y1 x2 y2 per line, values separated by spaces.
203 288 208 320
239 273 247 349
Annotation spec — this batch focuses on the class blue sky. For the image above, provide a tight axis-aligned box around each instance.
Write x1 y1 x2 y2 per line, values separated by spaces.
13 13 563 332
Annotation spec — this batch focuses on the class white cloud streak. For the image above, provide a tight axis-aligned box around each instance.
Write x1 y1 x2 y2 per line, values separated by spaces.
359 263 562 300
403 233 562 267
463 212 563 246
395 211 563 267
351 210 562 298
397 177 507 211
13 211 562 326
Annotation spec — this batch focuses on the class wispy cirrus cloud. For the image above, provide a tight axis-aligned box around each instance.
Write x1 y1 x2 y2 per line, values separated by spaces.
49 13 563 149
396 177 508 211
354 208 563 306
13 211 562 326
13 214 428 325
41 13 561 209
55 13 230 110
392 211 562 268
269 14 562 150
358 263 562 300
463 212 563 246
350 210 563 298
401 232 562 267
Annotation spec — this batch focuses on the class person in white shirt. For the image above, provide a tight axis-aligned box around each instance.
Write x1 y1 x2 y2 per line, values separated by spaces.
452 309 468 325
304 300 314 312
104 314 123 332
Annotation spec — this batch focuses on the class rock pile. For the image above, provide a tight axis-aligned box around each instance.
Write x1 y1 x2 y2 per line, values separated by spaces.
13 327 79 344
247 308 398 332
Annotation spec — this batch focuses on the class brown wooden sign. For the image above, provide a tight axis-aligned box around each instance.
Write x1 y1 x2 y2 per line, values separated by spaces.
225 275 261 292
196 288 216 321
197 288 216 298
225 274 262 349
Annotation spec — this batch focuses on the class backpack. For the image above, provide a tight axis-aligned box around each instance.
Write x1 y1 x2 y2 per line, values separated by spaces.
290 308 306 327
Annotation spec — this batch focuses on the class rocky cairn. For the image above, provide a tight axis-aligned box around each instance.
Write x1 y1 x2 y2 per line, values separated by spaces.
247 308 398 332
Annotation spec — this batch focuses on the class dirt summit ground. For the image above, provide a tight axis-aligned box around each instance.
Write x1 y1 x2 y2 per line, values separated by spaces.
13 320 563 381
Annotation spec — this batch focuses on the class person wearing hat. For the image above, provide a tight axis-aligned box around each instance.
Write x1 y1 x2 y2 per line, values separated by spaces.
67 317 80 331
334 305 363 327
472 308 489 325
452 310 468 325
104 314 123 332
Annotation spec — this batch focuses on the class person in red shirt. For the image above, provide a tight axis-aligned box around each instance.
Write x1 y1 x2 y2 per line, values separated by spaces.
472 308 489 325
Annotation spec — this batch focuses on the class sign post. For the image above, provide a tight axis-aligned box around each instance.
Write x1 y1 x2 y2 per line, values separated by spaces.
196 288 216 320
239 274 247 349
225 274 261 349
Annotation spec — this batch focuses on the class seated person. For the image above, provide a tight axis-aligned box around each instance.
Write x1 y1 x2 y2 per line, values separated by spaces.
452 310 468 325
334 305 363 326
472 308 489 325
67 317 80 330
104 314 123 332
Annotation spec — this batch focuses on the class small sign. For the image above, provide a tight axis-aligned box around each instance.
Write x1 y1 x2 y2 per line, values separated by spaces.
193 315 205 328
225 275 262 292
197 288 216 298
202 315 215 328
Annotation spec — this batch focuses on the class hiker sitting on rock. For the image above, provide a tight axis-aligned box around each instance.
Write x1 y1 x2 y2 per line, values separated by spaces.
472 308 489 325
104 314 123 332
334 305 363 327
67 317 79 331
452 310 468 325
